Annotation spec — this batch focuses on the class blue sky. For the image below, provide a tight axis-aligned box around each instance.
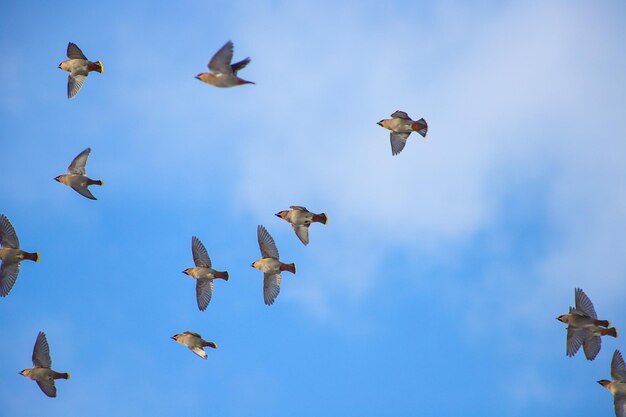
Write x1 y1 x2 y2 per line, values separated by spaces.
1 1 626 415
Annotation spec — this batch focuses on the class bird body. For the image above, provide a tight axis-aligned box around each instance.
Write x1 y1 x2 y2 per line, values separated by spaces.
58 42 103 98
171 331 218 360
377 110 428 156
196 41 254 87
0 214 39 297
182 236 229 311
557 288 617 360
55 148 103 200
598 350 626 417
275 206 328 245
20 332 69 398
252 225 295 305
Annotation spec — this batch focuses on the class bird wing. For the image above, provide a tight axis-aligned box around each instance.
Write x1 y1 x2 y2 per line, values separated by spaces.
230 57 250 75
612 350 626 382
36 380 57 398
574 288 597 319
391 110 411 120
263 273 282 306
32 331 52 368
68 73 88 99
289 206 307 211
191 347 208 359
183 331 202 338
390 132 411 156
191 236 211 268
582 334 601 360
208 41 234 74
566 327 584 357
68 148 91 175
70 183 97 200
292 224 310 246
195 279 214 311
257 225 279 259
0 262 20 297
615 395 626 417
0 214 20 248
67 42 87 60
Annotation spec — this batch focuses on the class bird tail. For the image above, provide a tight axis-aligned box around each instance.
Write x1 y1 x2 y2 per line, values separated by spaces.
97 61 104 74
24 252 40 262
313 213 328 225
87 179 104 186
280 263 296 274
202 341 218 349
53 372 70 380
235 78 255 85
215 271 229 281
412 118 428 138
602 327 618 338
595 319 610 328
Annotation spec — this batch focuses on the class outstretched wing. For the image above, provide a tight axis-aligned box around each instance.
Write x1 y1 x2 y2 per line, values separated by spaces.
0 214 20 248
68 73 88 99
391 110 410 119
208 41 234 74
70 184 97 200
68 148 91 175
0 262 20 297
292 224 310 246
612 350 626 382
574 288 597 319
390 132 410 156
566 327 584 357
32 331 52 368
257 225 279 259
582 334 601 360
195 279 214 311
67 42 87 60
231 57 250 75
263 273 282 305
36 380 57 398
191 236 211 268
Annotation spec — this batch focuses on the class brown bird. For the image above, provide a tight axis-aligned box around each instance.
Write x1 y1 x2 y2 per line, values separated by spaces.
251 225 295 305
195 41 254 87
377 110 428 156
19 332 70 397
58 42 103 99
171 331 218 360
0 214 39 297
275 206 328 245
557 287 618 360
182 236 229 311
598 350 626 417
54 148 103 200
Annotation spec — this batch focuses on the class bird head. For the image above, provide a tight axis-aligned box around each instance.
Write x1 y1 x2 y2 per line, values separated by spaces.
251 261 258 268
171 335 179 341
182 268 190 275
275 211 288 219
377 120 385 127
597 379 611 388
19 369 29 377
556 314 569 323
53 175 61 182
195 74 202 80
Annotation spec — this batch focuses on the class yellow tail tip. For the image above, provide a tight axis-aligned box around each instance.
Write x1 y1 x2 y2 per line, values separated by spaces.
66 373 71 380
323 212 328 225
607 320 611 328
293 263 297 274
98 61 104 74
35 253 40 263
100 180 105 186
213 343 219 350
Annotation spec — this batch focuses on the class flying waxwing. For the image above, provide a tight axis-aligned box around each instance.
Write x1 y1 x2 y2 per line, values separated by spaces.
19 332 70 397
171 331 218 360
0 214 39 297
377 110 428 156
54 148 103 200
557 288 617 360
598 350 626 417
58 42 103 98
182 236 229 311
195 41 254 87
251 225 295 306
275 206 328 245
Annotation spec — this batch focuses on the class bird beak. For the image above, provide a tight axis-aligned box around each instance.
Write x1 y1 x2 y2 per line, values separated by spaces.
194 75 201 80
182 270 188 275
53 176 60 182
250 262 255 267
170 336 176 340
275 213 281 218
377 121 383 127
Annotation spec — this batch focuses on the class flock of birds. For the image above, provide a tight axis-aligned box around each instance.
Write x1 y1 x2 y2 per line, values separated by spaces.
1 40 624 416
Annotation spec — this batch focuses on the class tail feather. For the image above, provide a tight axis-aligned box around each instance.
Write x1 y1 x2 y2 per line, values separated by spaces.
215 271 229 281
87 179 104 186
595 319 610 328
280 263 296 274
412 118 428 138
97 60 104 74
202 341 218 349
53 372 70 380
313 213 328 224
602 327 618 338
24 252 40 262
